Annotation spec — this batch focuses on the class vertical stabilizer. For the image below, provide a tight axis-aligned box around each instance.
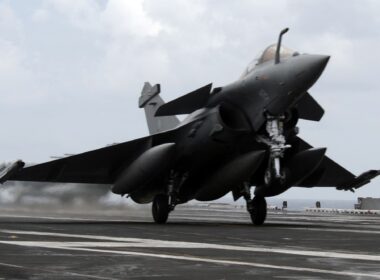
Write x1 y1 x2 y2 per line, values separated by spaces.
139 82 180 135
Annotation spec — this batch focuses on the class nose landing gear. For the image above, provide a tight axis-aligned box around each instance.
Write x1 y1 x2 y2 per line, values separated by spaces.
257 114 291 187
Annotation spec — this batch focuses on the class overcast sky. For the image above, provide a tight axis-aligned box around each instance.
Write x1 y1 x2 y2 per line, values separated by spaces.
0 0 379 200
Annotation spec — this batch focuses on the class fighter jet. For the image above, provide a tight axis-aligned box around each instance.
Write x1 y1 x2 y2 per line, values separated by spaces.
2 28 379 225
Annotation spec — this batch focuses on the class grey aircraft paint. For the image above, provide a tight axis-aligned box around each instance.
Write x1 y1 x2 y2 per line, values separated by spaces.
139 82 180 135
1 28 379 225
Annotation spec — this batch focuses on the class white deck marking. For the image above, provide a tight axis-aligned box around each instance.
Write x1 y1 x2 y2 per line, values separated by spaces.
0 240 379 278
0 214 100 221
0 213 134 222
0 262 117 280
288 227 380 235
1 229 380 262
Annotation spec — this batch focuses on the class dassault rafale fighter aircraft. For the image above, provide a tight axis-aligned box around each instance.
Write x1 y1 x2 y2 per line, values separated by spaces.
1 28 379 225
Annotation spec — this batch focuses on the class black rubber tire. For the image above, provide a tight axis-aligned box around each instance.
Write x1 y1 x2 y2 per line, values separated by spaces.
249 196 267 226
152 194 170 224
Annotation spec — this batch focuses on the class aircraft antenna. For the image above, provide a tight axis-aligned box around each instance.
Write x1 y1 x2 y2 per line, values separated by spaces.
275 27 289 64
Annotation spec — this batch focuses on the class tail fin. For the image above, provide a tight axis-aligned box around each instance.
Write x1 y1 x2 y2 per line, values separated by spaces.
139 82 180 135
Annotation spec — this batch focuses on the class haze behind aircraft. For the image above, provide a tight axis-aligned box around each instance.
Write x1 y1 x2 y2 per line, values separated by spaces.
1 28 379 225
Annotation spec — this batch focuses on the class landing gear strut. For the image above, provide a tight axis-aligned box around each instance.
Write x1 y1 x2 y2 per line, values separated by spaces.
152 194 170 224
257 115 291 186
152 171 188 224
242 183 267 225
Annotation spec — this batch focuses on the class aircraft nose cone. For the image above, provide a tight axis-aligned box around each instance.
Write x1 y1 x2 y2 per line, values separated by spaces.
295 54 330 90
308 55 330 76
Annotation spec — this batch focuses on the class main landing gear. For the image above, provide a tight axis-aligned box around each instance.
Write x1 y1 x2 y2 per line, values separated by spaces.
152 194 170 224
242 183 267 225
248 196 267 225
152 171 187 224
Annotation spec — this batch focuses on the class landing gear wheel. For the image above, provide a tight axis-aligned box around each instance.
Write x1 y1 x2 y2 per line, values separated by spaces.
249 196 267 225
152 194 170 224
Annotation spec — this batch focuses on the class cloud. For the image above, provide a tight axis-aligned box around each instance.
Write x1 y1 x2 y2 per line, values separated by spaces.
101 0 167 38
0 1 23 41
46 0 102 31
46 0 168 37
31 9 50 23
0 0 379 200
0 2 51 105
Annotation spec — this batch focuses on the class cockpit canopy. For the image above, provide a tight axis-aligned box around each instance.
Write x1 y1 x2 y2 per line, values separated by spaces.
240 44 299 79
